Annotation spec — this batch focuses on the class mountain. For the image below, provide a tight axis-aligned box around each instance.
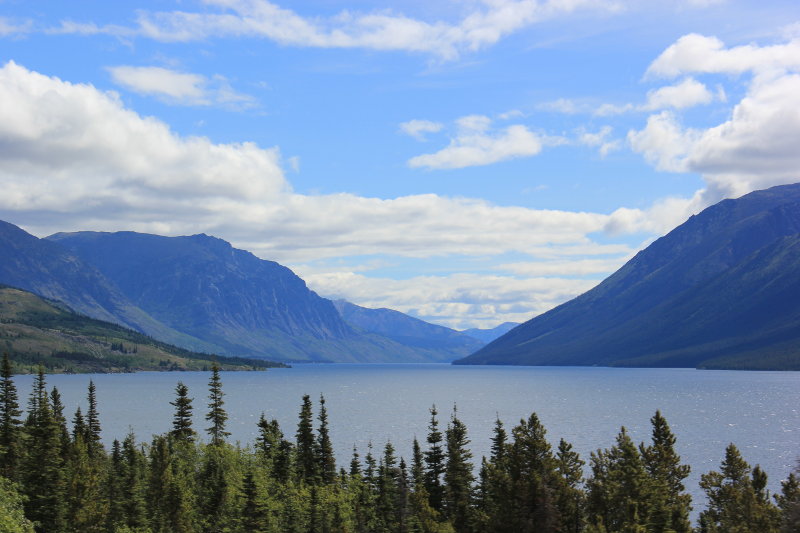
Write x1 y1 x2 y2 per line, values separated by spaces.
0 285 283 373
461 322 519 344
455 183 800 370
333 300 484 362
44 230 461 363
0 220 216 352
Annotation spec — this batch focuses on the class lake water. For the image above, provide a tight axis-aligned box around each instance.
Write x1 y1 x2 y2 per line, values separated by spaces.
13 364 800 516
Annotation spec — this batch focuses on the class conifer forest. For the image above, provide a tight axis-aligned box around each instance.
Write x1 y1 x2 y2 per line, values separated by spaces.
0 356 798 533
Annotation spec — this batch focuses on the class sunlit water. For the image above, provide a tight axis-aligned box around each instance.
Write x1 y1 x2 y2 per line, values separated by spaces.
14 364 800 517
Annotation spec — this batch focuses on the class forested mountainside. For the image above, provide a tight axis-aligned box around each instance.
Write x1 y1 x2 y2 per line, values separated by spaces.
0 285 282 372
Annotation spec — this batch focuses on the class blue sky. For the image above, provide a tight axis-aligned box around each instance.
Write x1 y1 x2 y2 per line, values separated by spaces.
2 1 800 329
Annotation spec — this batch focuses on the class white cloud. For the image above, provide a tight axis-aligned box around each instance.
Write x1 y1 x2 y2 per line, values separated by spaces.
495 256 631 277
123 0 620 60
296 270 602 329
642 77 713 110
108 65 257 109
0 61 621 266
408 115 546 170
627 111 700 172
399 119 443 140
537 98 585 114
646 33 800 78
630 34 800 208
0 17 32 36
578 126 621 156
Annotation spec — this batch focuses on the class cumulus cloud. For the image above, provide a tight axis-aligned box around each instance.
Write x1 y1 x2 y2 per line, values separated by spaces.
108 65 257 109
0 61 619 262
646 33 800 78
407 115 549 170
596 78 715 116
399 119 443 140
630 34 800 207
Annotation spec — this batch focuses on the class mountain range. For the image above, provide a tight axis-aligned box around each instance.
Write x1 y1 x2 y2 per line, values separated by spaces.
456 183 800 370
0 222 486 363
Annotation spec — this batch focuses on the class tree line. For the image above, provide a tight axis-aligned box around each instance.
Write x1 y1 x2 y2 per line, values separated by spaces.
0 354 797 533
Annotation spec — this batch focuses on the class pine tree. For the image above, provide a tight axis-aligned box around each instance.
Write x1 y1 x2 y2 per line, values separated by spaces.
0 353 22 480
171 381 195 442
296 394 318 483
555 438 585 533
424 405 446 512
21 367 66 532
317 394 336 484
85 380 103 457
776 467 800 533
206 363 230 445
640 410 692 533
444 407 474 533
586 427 651 533
120 431 148 530
699 443 781 532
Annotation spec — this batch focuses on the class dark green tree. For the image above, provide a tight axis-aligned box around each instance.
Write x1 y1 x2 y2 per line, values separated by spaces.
640 410 692 533
85 380 103 458
776 466 800 533
21 367 66 532
555 438 585 533
699 443 781 533
206 363 230 445
0 353 22 480
171 381 195 443
443 407 474 533
317 394 336 484
424 405 446 512
296 394 318 483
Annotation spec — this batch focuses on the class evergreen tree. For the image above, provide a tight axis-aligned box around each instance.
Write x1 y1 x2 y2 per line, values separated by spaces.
65 431 107 533
586 427 651 533
85 380 103 457
171 381 195 442
242 470 270 532
21 367 66 532
317 394 336 484
120 431 149 530
776 467 800 533
296 394 318 483
640 410 692 533
504 413 561 533
699 443 781 532
0 353 22 481
555 438 585 533
206 363 230 445
424 405 446 512
443 408 474 533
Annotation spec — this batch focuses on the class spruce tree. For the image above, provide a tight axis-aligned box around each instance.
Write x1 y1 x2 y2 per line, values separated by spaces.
555 438 585 533
206 363 229 445
171 381 195 442
424 405 446 512
0 353 22 480
699 443 781 532
21 367 66 532
296 394 318 483
85 380 103 458
317 394 336 484
640 410 692 533
444 407 474 533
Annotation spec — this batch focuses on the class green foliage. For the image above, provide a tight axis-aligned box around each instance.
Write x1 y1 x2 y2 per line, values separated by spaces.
0 477 34 533
0 369 797 533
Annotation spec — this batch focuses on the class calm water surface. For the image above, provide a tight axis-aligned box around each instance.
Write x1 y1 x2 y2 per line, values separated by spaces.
14 364 800 512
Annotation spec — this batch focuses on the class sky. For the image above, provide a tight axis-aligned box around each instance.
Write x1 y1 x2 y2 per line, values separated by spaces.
1 1 800 330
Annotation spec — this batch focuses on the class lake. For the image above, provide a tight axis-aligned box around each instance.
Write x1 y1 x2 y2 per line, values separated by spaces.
13 364 800 515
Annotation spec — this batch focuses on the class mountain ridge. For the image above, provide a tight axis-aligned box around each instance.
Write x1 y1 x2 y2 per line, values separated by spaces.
455 183 800 370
